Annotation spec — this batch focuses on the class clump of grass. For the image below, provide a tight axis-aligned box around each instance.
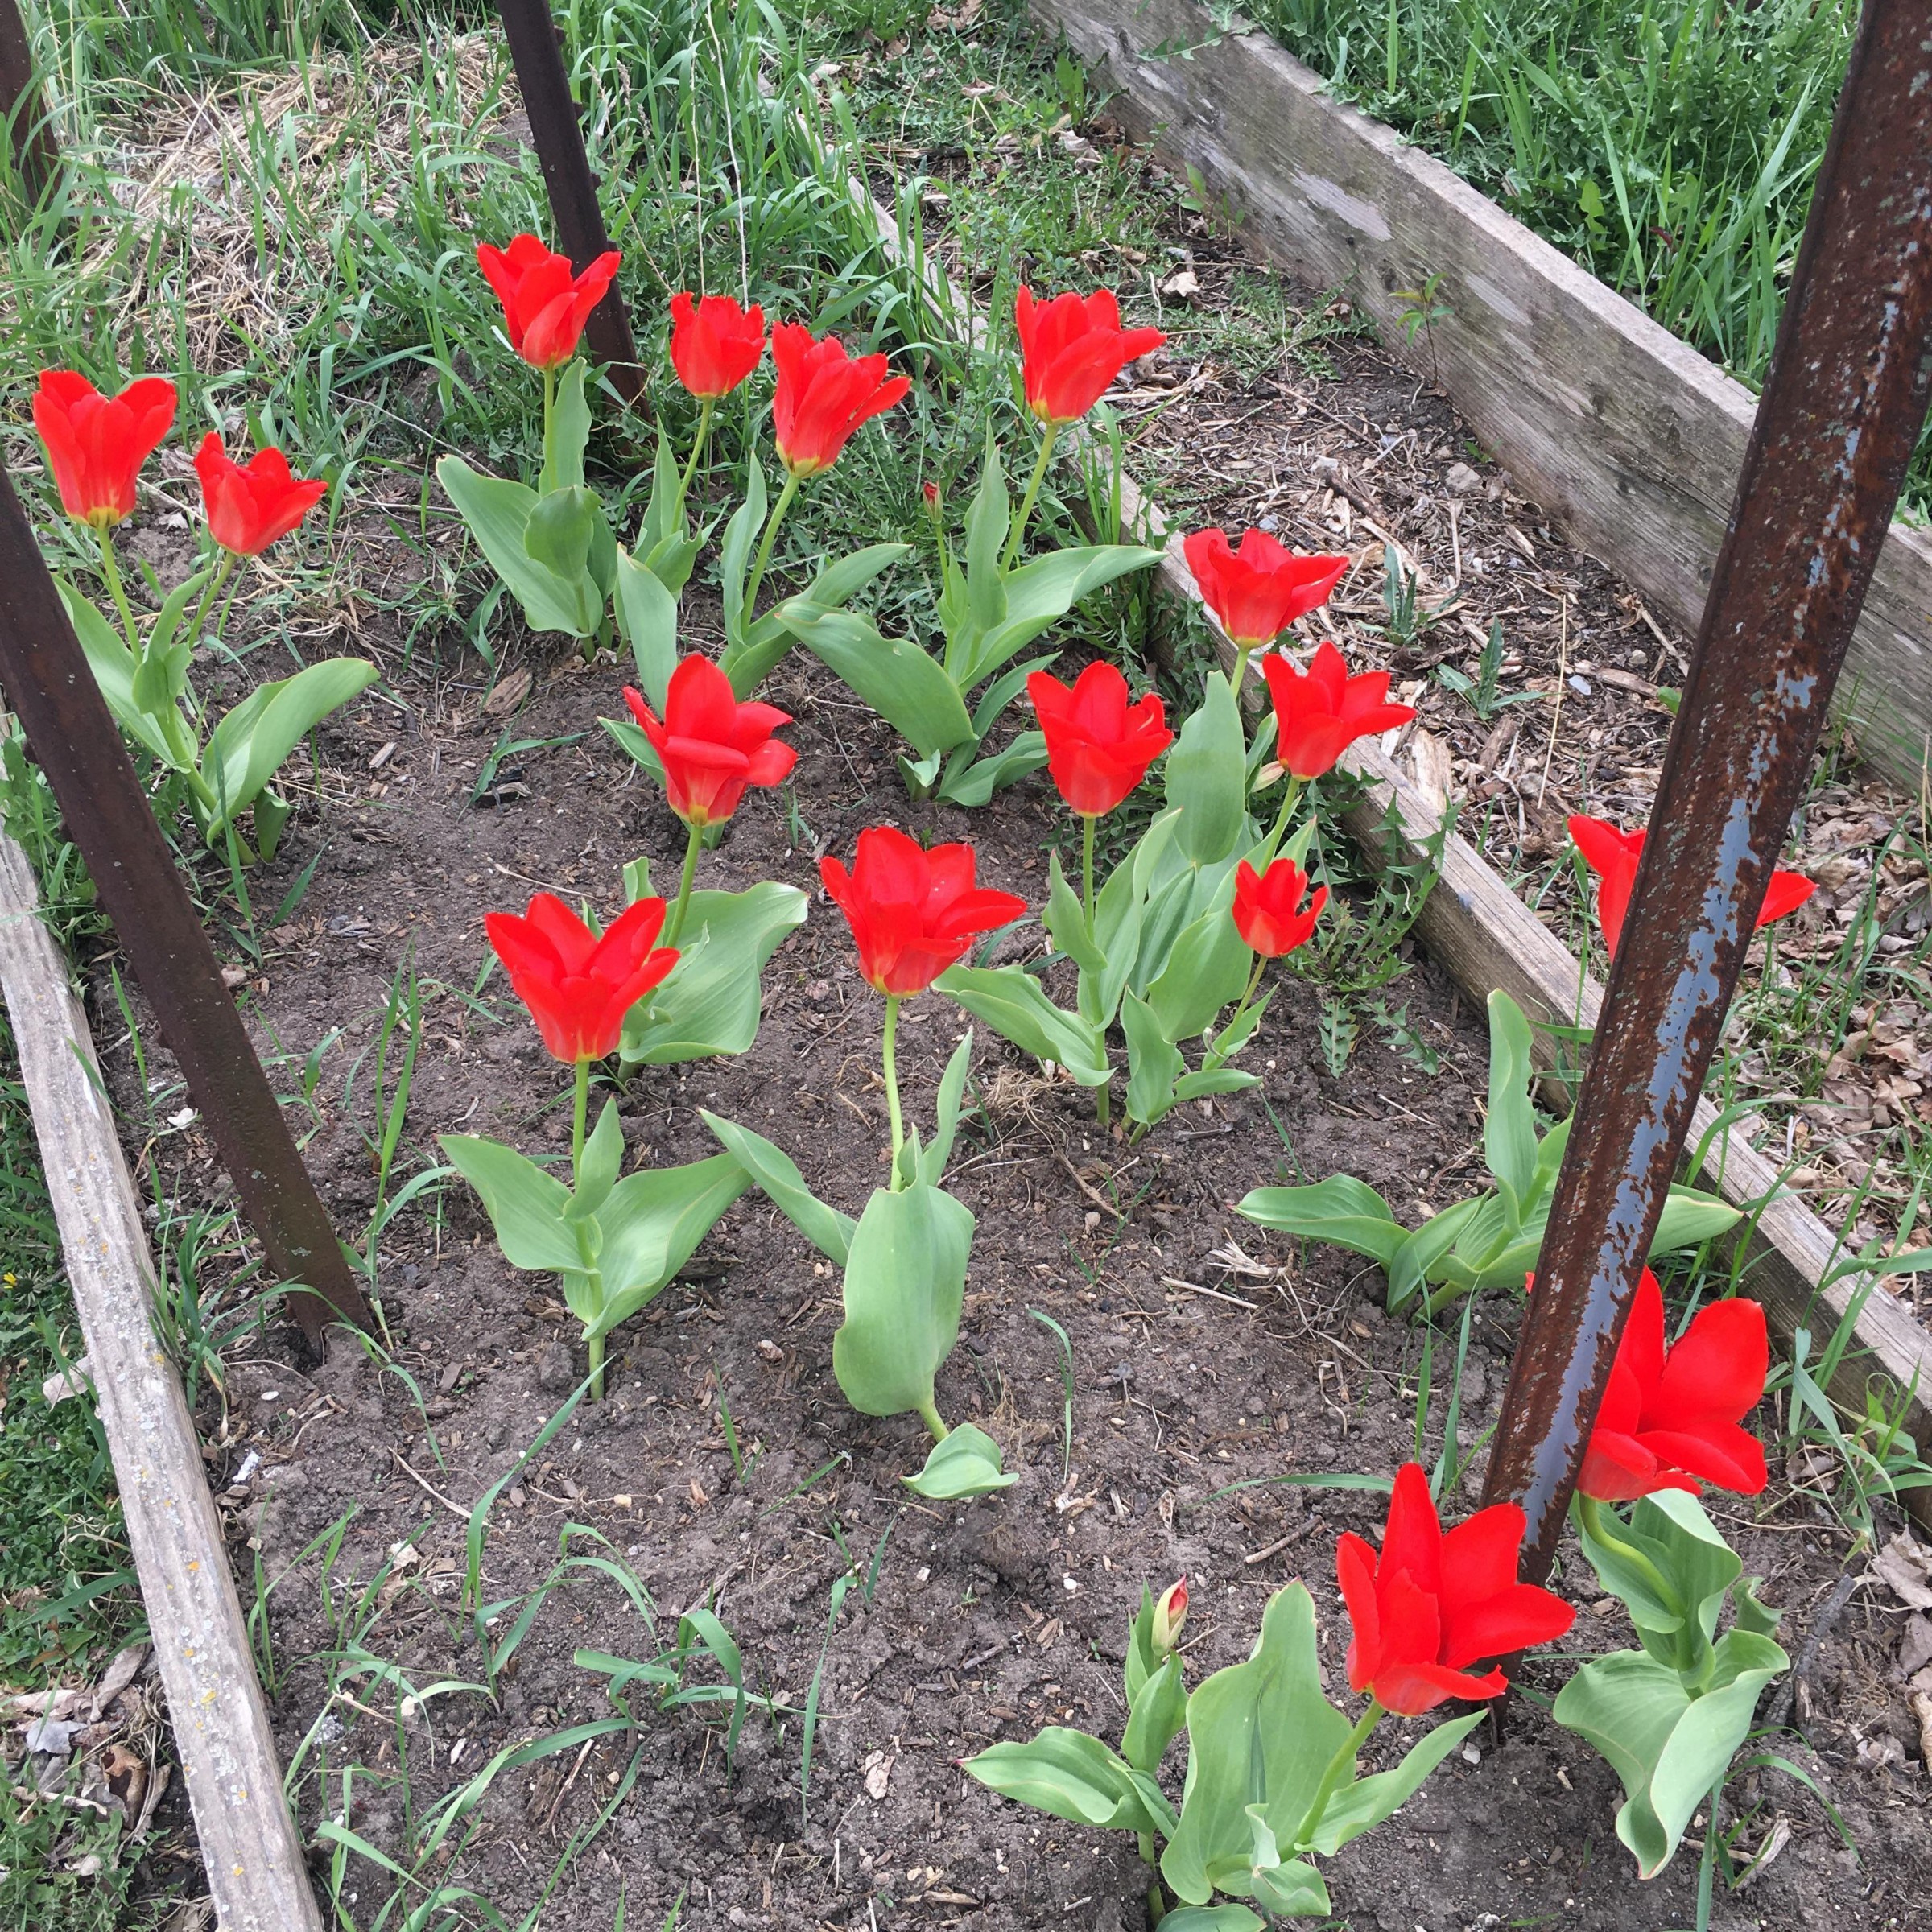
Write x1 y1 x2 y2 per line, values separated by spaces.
1247 0 1932 508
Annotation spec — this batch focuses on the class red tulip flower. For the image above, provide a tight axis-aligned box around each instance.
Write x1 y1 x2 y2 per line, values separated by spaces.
770 322 910 477
1337 1463 1575 1717
623 656 796 831
1184 527 1348 647
193 433 328 556
1567 815 1816 962
1563 1268 1769 1502
485 892 679 1064
476 235 622 370
669 292 766 398
820 827 1026 997
1027 662 1172 817
32 369 176 530
1232 857 1327 958
1261 641 1417 781
1014 287 1166 426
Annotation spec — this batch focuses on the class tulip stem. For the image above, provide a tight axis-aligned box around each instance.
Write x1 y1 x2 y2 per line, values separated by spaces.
1004 421 1059 572
743 467 802 627
915 1397 947 1443
881 993 906 1190
571 1056 590 1179
665 819 703 949
540 364 558 487
587 1333 605 1402
1208 952 1269 1073
184 549 237 659
1291 1699 1383 1854
1266 774 1307 858
1080 813 1096 927
675 395 714 522
1229 642 1253 701
96 530 143 661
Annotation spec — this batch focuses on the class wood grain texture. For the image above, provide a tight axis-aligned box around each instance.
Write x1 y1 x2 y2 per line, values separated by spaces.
0 835 323 1931
1029 0 1932 790
1119 471 1932 1521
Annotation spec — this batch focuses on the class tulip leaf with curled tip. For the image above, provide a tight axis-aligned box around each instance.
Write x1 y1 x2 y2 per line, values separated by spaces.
1164 671 1246 866
832 1181 975 1422
538 359 593 494
904 1422 1016 1499
963 1728 1158 1835
718 452 768 659
619 883 807 1066
1237 1175 1408 1269
699 1111 854 1265
1300 1710 1483 1856
1553 1628 1787 1879
1219 1810 1331 1918
782 602 976 758
202 658 380 840
954 544 1165 691
935 963 1111 1087
1579 1489 1744 1678
613 546 679 710
437 454 603 638
1161 1585 1352 1909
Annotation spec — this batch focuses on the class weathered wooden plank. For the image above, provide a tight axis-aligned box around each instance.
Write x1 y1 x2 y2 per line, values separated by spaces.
1029 0 1932 790
0 835 324 1932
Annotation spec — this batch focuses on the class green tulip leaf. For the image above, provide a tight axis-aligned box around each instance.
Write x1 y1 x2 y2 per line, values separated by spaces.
904 1422 1016 1498
1553 1629 1787 1878
613 545 679 710
582 1153 749 1340
437 454 601 638
1161 1584 1352 1909
832 1182 975 1422
60 582 182 766
1163 671 1246 866
1121 1650 1187 1776
1302 1711 1484 1856
621 883 807 1065
202 657 380 838
538 359 592 495
1122 989 1185 1127
935 963 1110 1087
1236 1176 1406 1267
935 730 1050 807
782 602 975 758
699 1110 854 1265
1146 877 1252 1044
1484 990 1540 1222
1155 1906 1266 1932
918 1031 976 1189
440 1134 578 1274
964 1728 1157 1835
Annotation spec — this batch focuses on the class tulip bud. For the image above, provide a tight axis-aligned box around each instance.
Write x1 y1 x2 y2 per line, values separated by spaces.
921 480 942 516
1152 1577 1187 1654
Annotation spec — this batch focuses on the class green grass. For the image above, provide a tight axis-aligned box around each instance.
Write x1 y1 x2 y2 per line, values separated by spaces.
0 1018 181 1930
1232 0 1932 514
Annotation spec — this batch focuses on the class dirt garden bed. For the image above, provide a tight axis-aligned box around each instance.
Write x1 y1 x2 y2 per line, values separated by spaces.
9 5 1932 1926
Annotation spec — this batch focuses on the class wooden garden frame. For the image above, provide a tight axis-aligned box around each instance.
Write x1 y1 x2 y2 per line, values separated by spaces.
1026 0 1932 793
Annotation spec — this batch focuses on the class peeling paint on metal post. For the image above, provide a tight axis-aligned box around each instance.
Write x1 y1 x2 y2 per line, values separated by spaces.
0 461 373 1352
494 0 644 405
1482 0 1932 1581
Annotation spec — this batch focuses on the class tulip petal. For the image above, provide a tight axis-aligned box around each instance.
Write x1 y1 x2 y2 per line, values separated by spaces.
1651 1295 1765 1425
1439 1581 1574 1671
1336 1530 1381 1695
1371 1660 1508 1718
1378 1462 1442 1598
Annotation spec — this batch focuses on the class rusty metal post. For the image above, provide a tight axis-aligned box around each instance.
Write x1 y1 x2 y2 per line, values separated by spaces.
0 460 372 1350
1482 0 1932 1580
0 0 60 208
494 0 644 404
